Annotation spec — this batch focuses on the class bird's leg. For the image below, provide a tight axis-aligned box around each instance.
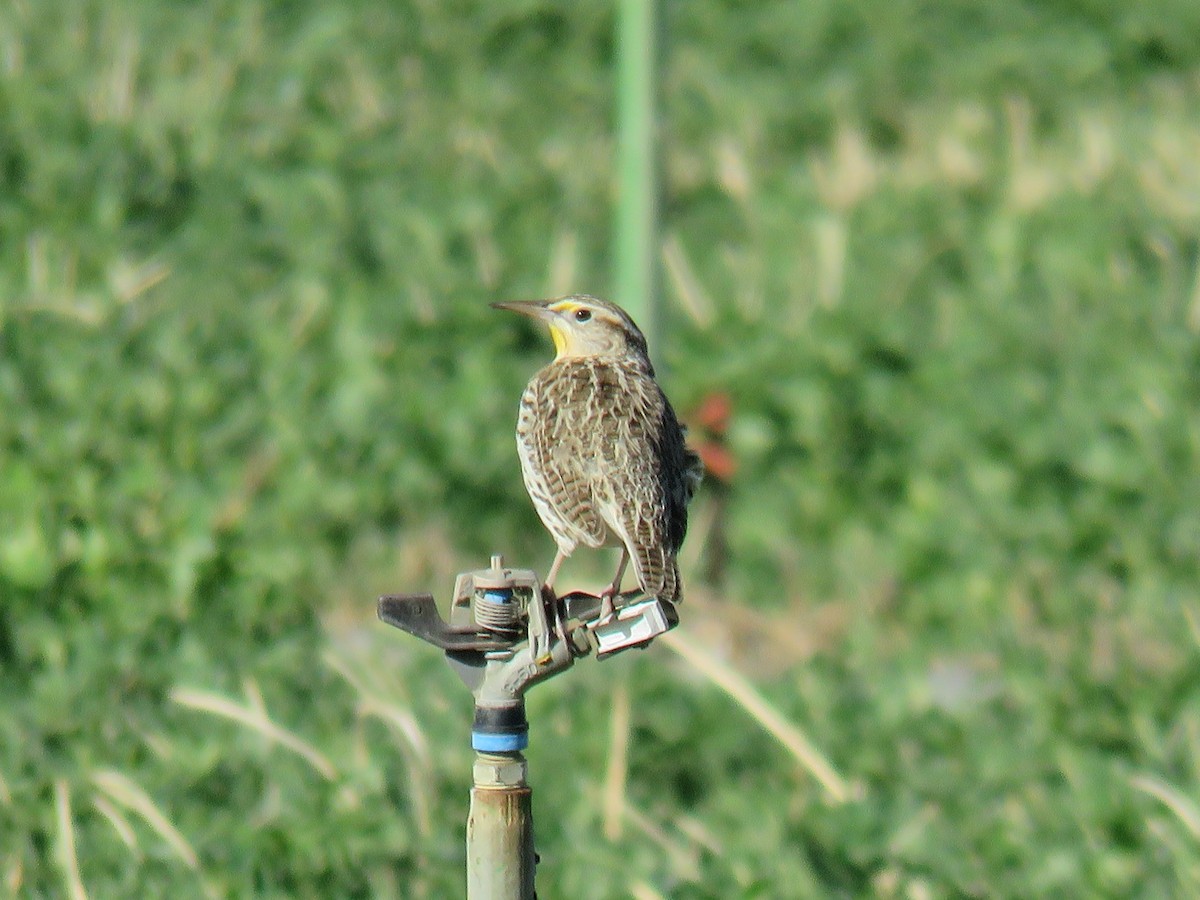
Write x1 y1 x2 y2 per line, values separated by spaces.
597 548 630 624
543 549 567 600
530 549 569 664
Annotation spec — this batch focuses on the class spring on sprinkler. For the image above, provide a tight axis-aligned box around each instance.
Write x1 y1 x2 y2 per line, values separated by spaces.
474 587 522 633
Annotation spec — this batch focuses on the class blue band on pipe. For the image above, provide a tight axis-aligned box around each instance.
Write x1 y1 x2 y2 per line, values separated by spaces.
473 731 528 752
481 589 514 604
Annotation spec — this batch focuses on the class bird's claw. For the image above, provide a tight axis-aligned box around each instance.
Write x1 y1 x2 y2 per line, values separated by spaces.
595 590 618 627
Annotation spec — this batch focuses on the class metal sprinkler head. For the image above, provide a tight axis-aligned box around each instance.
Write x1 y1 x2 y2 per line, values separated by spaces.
378 553 677 751
377 554 678 899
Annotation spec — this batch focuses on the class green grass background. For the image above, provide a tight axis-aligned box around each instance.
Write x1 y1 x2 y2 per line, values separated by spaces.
4 1 1200 896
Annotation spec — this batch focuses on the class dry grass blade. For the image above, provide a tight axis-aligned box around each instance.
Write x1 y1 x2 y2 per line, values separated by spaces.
662 232 715 327
621 798 700 881
1189 258 1200 333
1185 606 1200 649
322 648 434 837
630 882 668 900
603 678 631 841
171 685 336 780
660 630 851 803
91 795 140 857
675 813 725 856
322 650 431 767
54 780 87 900
91 770 199 870
1131 773 1200 840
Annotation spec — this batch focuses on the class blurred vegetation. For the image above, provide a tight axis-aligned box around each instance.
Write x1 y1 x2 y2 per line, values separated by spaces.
3 0 1200 896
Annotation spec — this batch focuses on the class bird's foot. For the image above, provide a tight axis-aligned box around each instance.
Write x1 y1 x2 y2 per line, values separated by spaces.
595 589 618 627
527 583 560 664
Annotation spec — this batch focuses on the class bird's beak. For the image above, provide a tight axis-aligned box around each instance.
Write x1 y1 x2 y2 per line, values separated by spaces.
493 299 568 356
491 300 555 321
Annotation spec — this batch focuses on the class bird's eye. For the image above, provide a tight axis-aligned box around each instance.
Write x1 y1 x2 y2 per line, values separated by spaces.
574 309 592 323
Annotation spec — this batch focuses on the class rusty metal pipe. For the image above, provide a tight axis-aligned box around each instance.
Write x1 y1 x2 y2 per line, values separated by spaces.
467 751 535 900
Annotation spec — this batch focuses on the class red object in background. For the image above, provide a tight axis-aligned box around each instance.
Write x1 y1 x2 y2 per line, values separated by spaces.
690 391 737 482
694 391 732 434
686 391 735 588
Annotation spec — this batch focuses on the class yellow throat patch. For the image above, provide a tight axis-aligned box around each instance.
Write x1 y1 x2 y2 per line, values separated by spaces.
549 323 567 357
546 301 579 358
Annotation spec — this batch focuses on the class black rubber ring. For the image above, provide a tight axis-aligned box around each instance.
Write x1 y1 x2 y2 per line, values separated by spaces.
472 702 529 736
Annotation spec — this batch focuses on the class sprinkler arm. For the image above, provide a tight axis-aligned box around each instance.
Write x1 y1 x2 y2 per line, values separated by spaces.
378 555 678 707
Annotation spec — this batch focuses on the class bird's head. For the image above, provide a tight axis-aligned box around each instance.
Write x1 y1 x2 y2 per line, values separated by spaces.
492 294 651 366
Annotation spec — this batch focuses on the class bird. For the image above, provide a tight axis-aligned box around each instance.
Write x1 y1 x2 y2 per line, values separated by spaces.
492 294 702 622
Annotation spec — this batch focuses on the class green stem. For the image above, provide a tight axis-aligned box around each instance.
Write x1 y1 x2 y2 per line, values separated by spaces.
615 0 660 357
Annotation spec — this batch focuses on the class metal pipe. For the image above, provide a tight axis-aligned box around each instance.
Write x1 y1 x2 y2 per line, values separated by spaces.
467 751 535 900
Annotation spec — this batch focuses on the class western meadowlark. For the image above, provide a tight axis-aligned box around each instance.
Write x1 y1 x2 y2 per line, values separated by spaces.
493 294 702 620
